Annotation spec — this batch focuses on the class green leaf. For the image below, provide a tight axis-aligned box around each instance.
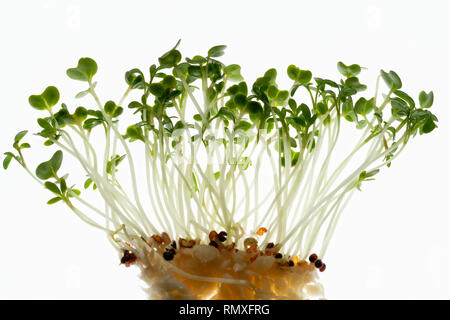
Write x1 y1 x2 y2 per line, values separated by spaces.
3 154 13 169
125 68 145 89
288 99 297 113
266 118 274 133
186 55 207 65
364 97 375 115
74 106 88 122
319 78 339 89
37 118 53 130
29 86 60 110
337 62 361 78
290 84 301 96
83 118 103 130
159 49 182 68
410 109 438 135
380 70 402 90
215 81 225 93
357 169 380 188
235 121 252 131
14 130 28 144
125 125 144 142
60 178 67 194
47 197 62 205
297 70 312 84
36 162 53 180
264 68 277 83
344 77 367 92
42 86 60 107
44 181 61 195
246 101 263 117
207 45 226 58
102 101 122 118
104 100 117 115
300 103 311 121
224 64 243 82
393 90 415 109
50 150 63 172
84 178 93 189
356 120 367 129
291 151 300 166
149 83 165 97
188 65 202 78
290 117 306 130
355 97 374 116
54 108 74 126
66 57 98 82
239 157 251 170
227 84 240 96
387 126 396 139
75 90 89 99
287 65 299 80
216 108 235 122
106 154 126 174
75 82 96 99
233 94 248 108
342 99 355 122
380 70 392 88
36 150 63 180
354 97 367 115
112 106 123 118
128 101 143 109
389 71 402 90
162 75 177 89
207 62 222 83
418 91 434 108
362 169 379 179
20 143 31 149
316 101 328 115
276 90 289 105
70 189 81 196
237 81 248 95
422 116 437 133
390 97 409 117
267 85 278 99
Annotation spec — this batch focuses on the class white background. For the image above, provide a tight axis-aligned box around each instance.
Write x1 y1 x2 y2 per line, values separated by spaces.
0 0 449 299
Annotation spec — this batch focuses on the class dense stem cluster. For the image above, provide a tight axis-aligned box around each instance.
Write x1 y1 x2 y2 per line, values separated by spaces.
4 42 437 267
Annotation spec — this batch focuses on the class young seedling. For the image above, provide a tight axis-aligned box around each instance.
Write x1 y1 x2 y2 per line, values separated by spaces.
4 42 438 299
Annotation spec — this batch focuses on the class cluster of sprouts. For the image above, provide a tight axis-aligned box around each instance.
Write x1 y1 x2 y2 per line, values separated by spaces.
4 42 437 297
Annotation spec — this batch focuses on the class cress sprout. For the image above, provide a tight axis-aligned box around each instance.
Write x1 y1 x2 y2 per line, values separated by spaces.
4 42 438 299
